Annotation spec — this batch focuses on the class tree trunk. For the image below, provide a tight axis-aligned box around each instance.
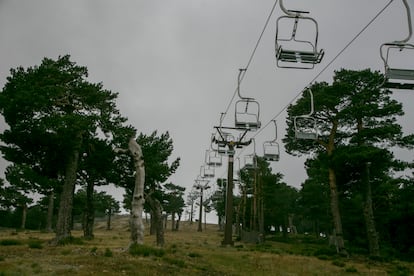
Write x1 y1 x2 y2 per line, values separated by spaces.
363 162 380 257
146 195 164 247
150 211 155 235
21 204 27 230
54 134 82 244
115 136 145 246
198 190 203 232
175 212 181 231
129 138 145 246
84 181 95 239
106 208 112 230
190 202 193 224
46 190 54 232
328 166 345 253
171 212 176 231
252 168 258 231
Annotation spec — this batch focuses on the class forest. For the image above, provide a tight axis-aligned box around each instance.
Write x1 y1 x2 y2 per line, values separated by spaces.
0 55 414 265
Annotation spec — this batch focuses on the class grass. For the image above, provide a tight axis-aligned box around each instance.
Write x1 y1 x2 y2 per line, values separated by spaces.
0 215 412 275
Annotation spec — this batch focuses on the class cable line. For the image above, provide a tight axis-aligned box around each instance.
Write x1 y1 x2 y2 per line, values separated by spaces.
209 0 396 180
247 0 396 143
221 0 279 124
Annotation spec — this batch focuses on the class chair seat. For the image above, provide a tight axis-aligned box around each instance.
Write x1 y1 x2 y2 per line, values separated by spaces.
264 154 280 162
386 68 414 80
235 121 261 130
277 47 324 64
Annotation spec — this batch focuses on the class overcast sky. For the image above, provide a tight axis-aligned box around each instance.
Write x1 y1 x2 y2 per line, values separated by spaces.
1 0 413 219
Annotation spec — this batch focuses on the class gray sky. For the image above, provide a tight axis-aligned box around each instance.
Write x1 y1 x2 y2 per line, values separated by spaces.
1 0 413 219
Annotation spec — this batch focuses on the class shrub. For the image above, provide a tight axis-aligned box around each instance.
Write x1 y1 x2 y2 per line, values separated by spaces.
345 266 358 273
90 247 98 254
104 248 113 257
163 256 186 268
129 244 165 257
388 264 410 276
188 252 202 258
0 239 22 246
332 260 345 267
28 240 43 249
57 236 84 246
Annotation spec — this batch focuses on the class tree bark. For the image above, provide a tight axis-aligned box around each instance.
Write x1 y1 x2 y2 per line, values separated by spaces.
171 212 176 231
54 133 82 244
84 180 95 239
146 194 164 247
46 190 54 232
128 138 145 246
115 137 145 246
363 162 380 257
328 166 345 252
106 208 112 230
21 204 27 230
175 212 181 231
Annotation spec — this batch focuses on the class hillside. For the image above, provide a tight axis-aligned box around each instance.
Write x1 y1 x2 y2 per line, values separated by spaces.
0 215 412 275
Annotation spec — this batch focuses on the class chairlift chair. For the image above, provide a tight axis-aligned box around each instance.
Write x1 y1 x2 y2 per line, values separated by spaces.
243 154 257 170
263 120 280 161
294 88 318 140
200 165 215 178
243 138 257 170
235 69 261 130
275 0 324 69
380 0 414 89
380 43 414 89
235 99 261 130
216 131 235 156
205 149 223 167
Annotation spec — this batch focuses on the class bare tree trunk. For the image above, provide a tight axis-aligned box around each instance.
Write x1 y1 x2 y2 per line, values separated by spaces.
288 214 297 235
363 162 380 257
171 212 176 231
189 202 194 224
150 211 156 235
115 136 145 246
106 208 112 230
128 138 145 246
21 204 27 230
328 167 345 253
175 212 181 231
146 194 164 247
84 181 94 239
46 190 54 232
252 169 258 231
54 134 82 244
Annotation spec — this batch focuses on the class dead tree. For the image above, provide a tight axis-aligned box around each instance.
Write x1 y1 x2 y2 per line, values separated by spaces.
115 136 145 246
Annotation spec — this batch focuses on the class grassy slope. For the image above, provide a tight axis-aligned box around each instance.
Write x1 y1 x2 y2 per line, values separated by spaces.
0 215 412 275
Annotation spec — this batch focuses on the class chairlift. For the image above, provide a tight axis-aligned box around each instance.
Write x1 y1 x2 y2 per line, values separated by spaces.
205 149 222 167
275 0 324 69
243 154 257 170
243 139 257 170
200 165 215 178
263 120 280 162
214 130 235 156
380 0 414 89
294 88 318 140
213 114 235 156
235 69 261 130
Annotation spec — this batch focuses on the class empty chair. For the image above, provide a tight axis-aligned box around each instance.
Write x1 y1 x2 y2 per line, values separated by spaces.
275 0 324 69
263 120 280 161
380 0 414 89
235 69 261 130
294 88 318 140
